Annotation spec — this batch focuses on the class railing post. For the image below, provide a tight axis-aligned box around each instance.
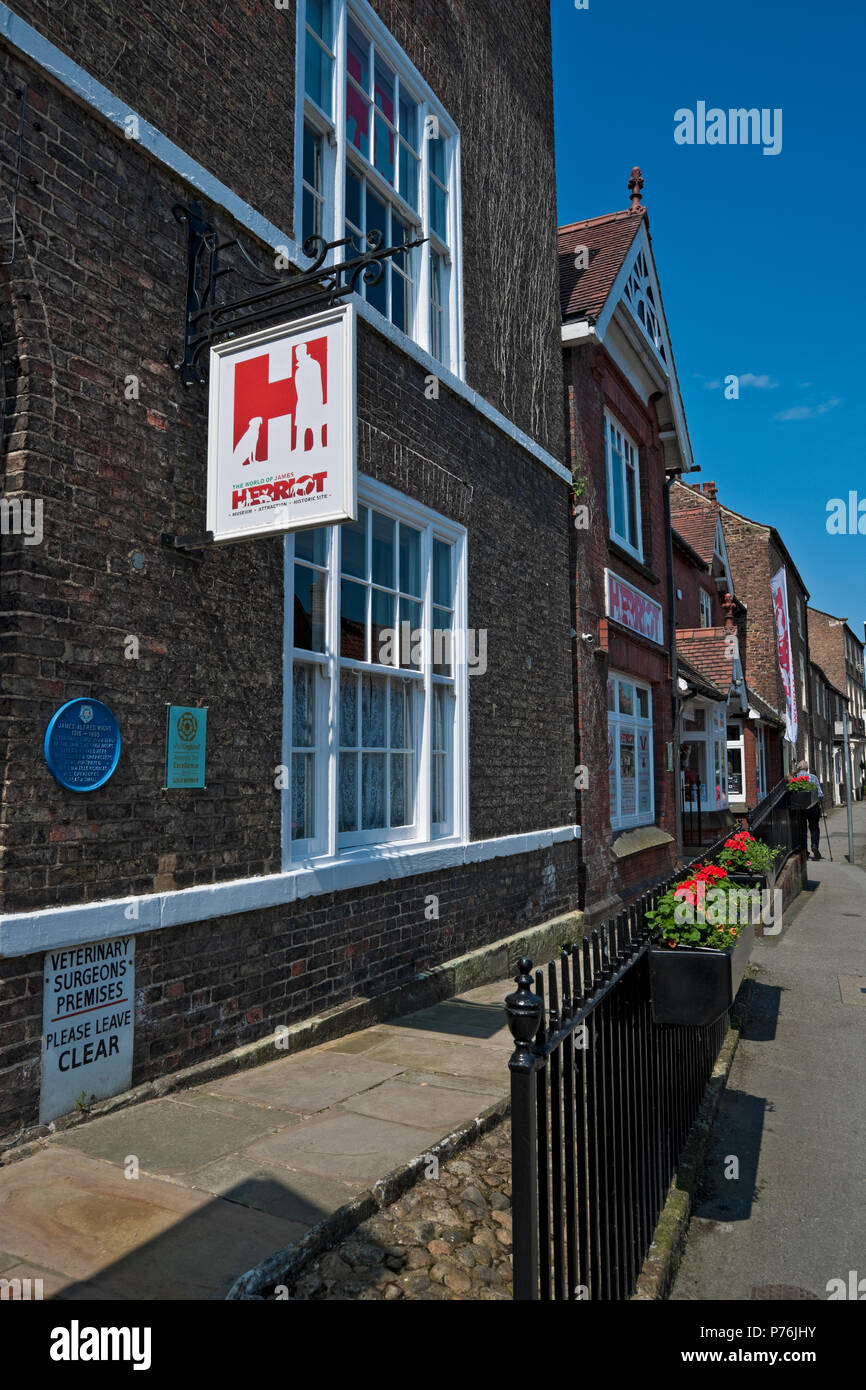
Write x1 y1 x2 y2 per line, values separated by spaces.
507 957 543 1300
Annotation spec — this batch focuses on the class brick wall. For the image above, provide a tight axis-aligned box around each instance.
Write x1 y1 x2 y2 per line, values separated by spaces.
0 840 582 1142
720 509 812 768
7 0 564 457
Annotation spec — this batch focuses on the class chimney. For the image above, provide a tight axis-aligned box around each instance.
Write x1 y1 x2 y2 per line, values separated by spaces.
701 481 718 502
628 166 644 211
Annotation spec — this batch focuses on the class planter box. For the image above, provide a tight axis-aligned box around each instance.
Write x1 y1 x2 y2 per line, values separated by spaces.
649 923 753 1027
726 861 777 893
789 786 819 810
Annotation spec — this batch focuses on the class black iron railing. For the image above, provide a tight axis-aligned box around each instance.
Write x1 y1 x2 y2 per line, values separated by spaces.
506 778 801 1302
506 903 727 1301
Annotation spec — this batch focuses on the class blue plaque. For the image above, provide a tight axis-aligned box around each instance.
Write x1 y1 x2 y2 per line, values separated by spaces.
44 698 122 792
164 705 207 789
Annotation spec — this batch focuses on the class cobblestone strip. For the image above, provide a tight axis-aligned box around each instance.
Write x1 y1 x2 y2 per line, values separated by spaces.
274 1121 513 1301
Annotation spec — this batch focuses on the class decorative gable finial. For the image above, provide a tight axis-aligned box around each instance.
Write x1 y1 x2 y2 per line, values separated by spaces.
628 166 644 211
722 592 736 635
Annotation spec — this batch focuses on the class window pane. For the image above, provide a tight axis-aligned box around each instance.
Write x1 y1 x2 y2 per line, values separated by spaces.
295 527 327 566
626 460 639 548
609 436 626 540
303 124 320 187
398 143 419 210
372 510 395 586
341 507 367 577
399 90 419 148
294 564 326 652
305 40 333 116
433 539 452 607
371 588 395 664
607 678 616 711
340 671 358 746
345 167 362 236
608 724 618 816
362 674 387 747
346 21 370 156
390 754 406 826
292 753 314 840
399 599 422 669
292 665 315 747
366 187 387 243
390 681 411 748
432 753 446 824
637 687 649 719
429 137 445 181
362 752 386 828
399 524 421 597
618 681 634 716
340 579 367 659
306 0 332 44
429 178 447 240
302 189 317 244
392 270 409 333
374 112 395 185
374 56 395 115
433 607 453 676
339 753 358 831
619 730 636 816
637 730 652 815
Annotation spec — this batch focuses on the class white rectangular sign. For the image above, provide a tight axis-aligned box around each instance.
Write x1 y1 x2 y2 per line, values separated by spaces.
207 304 357 544
40 936 135 1124
605 569 664 646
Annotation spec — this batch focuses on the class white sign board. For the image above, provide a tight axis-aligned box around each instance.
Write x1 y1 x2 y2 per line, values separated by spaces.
605 569 664 646
207 304 357 544
40 936 135 1124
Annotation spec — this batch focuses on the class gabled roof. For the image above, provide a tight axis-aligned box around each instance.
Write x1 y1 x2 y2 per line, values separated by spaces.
676 629 735 693
744 687 785 727
676 652 727 702
671 508 719 569
672 527 710 572
558 209 645 323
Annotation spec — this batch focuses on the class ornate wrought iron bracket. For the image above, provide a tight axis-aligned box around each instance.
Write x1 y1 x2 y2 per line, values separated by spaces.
165 201 426 386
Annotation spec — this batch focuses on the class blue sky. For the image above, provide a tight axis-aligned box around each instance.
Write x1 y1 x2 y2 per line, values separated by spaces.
551 0 866 635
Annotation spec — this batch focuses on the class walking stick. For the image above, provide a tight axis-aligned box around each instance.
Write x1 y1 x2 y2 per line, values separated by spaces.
822 804 833 861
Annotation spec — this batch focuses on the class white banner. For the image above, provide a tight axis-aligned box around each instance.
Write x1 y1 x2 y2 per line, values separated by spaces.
207 304 356 544
770 565 798 745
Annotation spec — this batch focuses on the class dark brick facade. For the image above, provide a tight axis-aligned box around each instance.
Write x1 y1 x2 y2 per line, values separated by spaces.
0 2 577 1139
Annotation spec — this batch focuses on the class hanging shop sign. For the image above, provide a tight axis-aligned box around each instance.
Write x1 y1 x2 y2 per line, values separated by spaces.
164 705 207 789
40 935 135 1124
206 303 357 544
44 698 122 792
770 565 798 746
605 569 664 646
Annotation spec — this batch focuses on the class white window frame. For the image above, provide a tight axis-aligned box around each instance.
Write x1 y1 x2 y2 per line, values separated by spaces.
293 0 464 376
604 411 643 561
726 719 745 803
282 475 468 867
680 699 728 811
607 672 654 831
755 723 768 800
699 588 713 628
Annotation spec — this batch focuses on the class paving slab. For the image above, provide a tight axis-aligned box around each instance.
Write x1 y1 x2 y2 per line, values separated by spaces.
51 1096 292 1175
393 999 512 1046
337 1076 497 1129
0 1148 303 1299
325 1028 510 1085
176 1152 363 1225
211 1051 404 1111
243 1110 444 1187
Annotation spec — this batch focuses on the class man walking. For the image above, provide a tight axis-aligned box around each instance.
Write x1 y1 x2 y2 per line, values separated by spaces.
796 759 824 860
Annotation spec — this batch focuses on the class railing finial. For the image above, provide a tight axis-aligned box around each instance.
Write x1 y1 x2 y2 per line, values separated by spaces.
506 957 543 1068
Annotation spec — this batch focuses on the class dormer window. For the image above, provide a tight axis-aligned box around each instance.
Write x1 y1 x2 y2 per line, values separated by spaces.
623 250 666 362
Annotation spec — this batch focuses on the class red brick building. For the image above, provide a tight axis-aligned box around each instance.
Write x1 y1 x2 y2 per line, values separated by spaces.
559 170 693 920
808 607 866 802
718 500 813 795
671 480 784 821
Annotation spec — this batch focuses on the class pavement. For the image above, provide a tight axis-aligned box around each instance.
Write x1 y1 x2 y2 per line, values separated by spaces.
671 797 866 1301
0 979 514 1300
